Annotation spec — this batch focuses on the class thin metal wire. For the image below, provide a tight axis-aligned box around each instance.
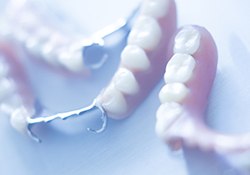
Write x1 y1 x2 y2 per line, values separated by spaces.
26 99 107 143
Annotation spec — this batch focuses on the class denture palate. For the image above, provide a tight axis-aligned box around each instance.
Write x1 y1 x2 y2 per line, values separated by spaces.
0 0 86 72
0 43 35 135
96 0 177 119
156 25 250 154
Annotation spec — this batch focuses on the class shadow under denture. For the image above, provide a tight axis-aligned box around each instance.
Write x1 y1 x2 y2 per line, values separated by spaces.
183 146 244 175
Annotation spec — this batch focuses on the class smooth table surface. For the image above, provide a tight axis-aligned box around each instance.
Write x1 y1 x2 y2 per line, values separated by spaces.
0 0 250 175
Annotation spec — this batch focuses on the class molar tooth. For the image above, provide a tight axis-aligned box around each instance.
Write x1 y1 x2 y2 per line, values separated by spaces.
10 106 29 134
113 68 139 95
174 26 201 55
155 102 183 139
164 53 196 83
121 45 150 71
98 84 127 117
128 16 162 51
0 78 15 101
141 0 170 18
159 83 189 103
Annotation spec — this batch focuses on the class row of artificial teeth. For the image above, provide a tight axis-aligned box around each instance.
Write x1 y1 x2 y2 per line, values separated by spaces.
97 0 170 117
0 57 29 133
0 3 84 72
156 26 201 140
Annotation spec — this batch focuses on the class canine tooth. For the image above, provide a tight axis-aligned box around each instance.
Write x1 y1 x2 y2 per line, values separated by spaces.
164 53 196 83
128 16 162 51
159 83 189 103
113 68 139 95
155 102 183 139
141 0 170 18
121 45 150 71
10 106 29 134
174 26 201 55
98 84 127 116
0 78 15 101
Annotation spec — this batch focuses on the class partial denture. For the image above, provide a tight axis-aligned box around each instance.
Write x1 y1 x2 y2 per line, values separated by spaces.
0 43 35 135
96 0 177 119
156 25 250 154
0 0 135 73
156 25 218 150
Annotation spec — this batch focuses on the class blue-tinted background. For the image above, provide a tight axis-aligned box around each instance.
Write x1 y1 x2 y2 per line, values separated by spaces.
0 0 250 174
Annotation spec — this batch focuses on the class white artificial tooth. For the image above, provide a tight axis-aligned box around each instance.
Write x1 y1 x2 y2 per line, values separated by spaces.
159 83 189 103
98 84 127 117
155 102 183 139
10 106 29 134
58 49 84 72
121 45 150 71
128 16 162 51
164 53 196 83
141 0 170 18
0 78 15 101
113 68 139 95
174 26 201 55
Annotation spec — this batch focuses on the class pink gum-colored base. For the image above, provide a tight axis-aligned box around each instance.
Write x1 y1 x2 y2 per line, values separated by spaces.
108 0 177 119
164 26 250 154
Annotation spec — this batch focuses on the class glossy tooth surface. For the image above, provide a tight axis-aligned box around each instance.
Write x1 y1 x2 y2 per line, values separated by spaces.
58 50 84 72
141 0 170 18
164 53 196 83
128 16 162 51
10 106 29 134
113 68 139 95
99 84 127 116
121 45 150 71
156 102 183 139
159 83 189 103
0 78 15 100
174 26 201 54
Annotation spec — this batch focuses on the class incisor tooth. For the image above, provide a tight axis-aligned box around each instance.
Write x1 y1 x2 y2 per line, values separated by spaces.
164 53 196 83
128 16 162 51
159 83 189 103
113 68 139 95
174 26 201 55
141 0 170 18
121 45 150 71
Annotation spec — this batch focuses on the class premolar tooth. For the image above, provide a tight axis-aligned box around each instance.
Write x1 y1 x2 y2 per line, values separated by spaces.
164 53 196 83
155 102 183 139
128 16 162 51
98 84 127 116
159 83 189 103
113 68 139 95
10 106 29 134
121 45 150 71
0 78 15 101
58 50 84 72
174 26 201 55
141 0 170 18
